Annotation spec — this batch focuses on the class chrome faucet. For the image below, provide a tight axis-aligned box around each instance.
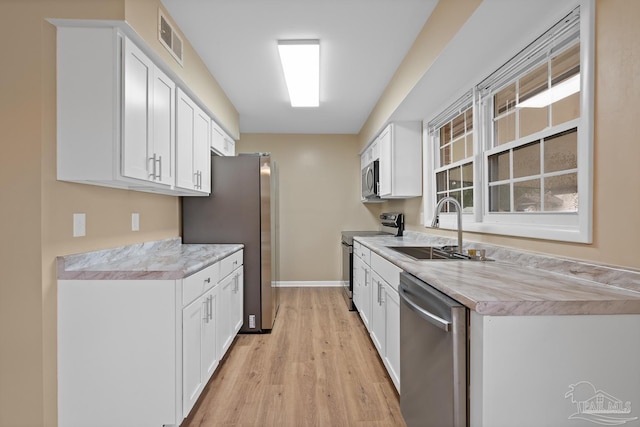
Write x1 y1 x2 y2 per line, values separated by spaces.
431 196 463 253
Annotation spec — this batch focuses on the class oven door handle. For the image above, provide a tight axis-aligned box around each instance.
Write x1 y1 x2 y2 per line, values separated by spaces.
399 282 451 332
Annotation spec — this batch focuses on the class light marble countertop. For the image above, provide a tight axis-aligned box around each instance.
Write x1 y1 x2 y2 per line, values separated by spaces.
356 232 640 316
57 238 243 280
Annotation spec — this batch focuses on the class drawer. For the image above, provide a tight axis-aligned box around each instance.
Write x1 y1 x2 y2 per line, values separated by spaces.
183 262 220 307
371 252 401 291
359 245 371 265
353 241 362 258
220 250 243 279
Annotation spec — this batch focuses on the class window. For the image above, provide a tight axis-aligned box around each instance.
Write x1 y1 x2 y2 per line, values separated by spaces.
425 91 477 227
424 3 593 243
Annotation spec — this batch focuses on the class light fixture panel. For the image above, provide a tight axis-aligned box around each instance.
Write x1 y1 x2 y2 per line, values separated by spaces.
277 40 320 107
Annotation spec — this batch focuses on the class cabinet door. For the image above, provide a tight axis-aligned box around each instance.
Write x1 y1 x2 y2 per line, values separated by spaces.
218 273 234 357
223 135 235 156
370 271 386 356
193 107 211 193
176 88 210 194
211 123 226 155
359 263 372 331
122 37 153 182
202 287 218 383
182 294 205 417
353 255 362 312
378 125 393 197
351 253 362 311
232 267 244 334
176 89 196 190
384 282 400 391
152 67 175 186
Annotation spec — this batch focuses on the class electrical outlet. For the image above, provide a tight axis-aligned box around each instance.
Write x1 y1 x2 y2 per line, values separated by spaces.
73 213 86 237
249 314 256 329
131 213 140 231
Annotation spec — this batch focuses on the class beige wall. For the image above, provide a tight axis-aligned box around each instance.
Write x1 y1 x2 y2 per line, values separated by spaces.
382 0 640 270
358 0 482 149
0 1 238 425
237 134 380 282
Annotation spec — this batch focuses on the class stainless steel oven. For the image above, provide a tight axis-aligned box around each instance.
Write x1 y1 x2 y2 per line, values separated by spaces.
399 271 468 427
341 231 386 311
341 213 404 311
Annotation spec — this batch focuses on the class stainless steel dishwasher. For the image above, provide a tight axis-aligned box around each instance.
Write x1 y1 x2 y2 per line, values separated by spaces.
399 271 468 427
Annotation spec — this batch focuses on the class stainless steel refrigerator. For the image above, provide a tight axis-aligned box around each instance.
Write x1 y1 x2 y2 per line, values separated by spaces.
182 153 279 333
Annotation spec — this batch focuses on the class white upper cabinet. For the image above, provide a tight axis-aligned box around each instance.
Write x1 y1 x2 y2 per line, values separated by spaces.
211 122 236 156
376 121 422 199
176 88 211 194
122 38 175 186
360 139 379 168
57 26 180 194
55 22 226 197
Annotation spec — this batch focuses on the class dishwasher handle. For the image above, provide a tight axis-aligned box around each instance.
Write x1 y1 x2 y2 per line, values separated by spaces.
399 282 451 332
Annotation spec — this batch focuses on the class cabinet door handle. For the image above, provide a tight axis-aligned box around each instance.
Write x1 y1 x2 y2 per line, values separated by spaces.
208 295 213 320
205 277 211 284
377 280 381 304
149 154 157 179
156 155 162 180
202 298 209 322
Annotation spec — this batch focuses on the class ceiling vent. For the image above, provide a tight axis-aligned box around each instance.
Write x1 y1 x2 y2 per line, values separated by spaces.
158 10 183 66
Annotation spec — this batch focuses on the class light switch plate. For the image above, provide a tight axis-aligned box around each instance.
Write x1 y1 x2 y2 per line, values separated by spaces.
131 213 140 231
73 213 86 237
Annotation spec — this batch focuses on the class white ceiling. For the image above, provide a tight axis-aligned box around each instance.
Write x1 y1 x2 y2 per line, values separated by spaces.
160 0 438 134
160 0 580 137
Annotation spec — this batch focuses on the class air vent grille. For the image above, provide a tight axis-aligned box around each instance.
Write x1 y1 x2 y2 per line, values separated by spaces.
158 11 183 66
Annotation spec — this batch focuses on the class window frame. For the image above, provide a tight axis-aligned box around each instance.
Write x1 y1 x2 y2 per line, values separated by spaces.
424 90 481 230
422 1 594 243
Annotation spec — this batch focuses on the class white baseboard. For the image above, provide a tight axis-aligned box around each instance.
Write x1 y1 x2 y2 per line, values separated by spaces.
275 281 343 288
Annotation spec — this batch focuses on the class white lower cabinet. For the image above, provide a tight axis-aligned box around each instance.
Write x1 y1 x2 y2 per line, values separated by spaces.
469 312 640 426
218 255 244 358
354 243 373 331
58 280 177 427
370 271 386 353
182 286 218 418
367 250 402 392
58 249 243 427
383 281 400 391
232 267 244 335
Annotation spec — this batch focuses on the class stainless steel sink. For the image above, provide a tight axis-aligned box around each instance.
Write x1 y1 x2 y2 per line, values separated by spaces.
387 246 472 260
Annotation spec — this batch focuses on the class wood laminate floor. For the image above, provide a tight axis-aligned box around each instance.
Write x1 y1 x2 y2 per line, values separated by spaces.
182 287 406 427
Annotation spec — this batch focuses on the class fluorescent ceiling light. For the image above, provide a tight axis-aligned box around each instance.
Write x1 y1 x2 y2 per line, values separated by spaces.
518 74 580 108
277 40 319 107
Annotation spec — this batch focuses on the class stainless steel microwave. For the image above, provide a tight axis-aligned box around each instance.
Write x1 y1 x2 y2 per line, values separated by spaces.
361 160 380 200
